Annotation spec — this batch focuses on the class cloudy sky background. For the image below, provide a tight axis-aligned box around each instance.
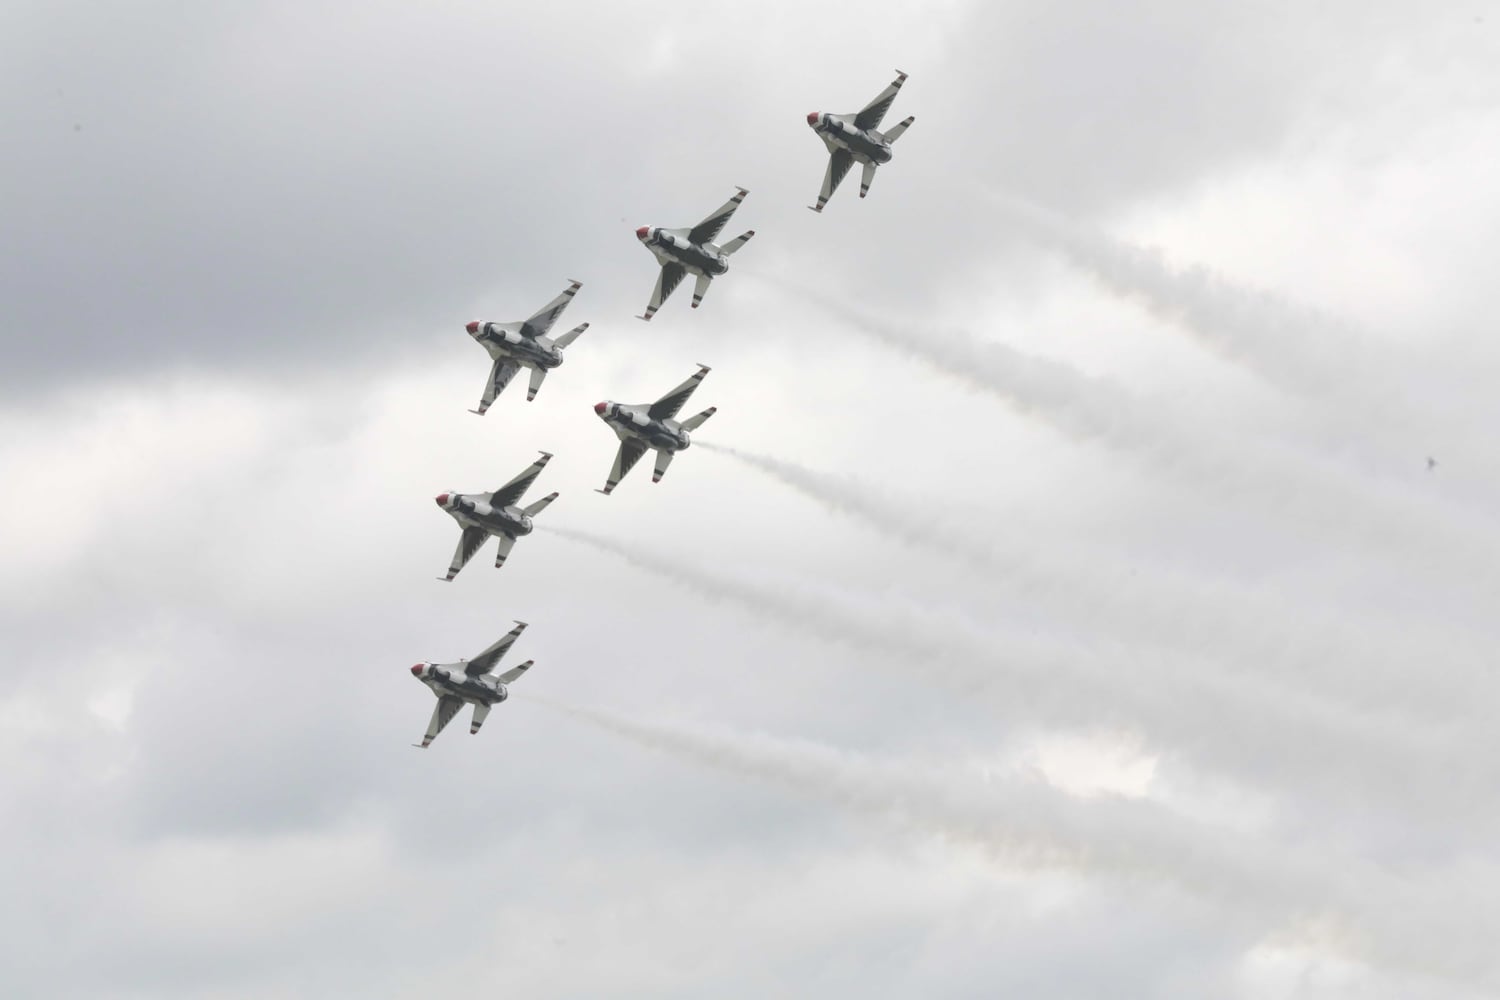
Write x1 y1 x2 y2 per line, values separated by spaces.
4 1 1500 996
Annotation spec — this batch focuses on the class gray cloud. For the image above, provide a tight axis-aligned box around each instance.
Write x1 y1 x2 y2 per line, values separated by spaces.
4 1 1499 997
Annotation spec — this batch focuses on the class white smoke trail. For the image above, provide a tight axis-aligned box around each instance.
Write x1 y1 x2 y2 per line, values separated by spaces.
541 524 1497 830
745 270 1500 621
983 193 1359 394
981 193 1500 496
535 697 1500 993
694 440 1487 727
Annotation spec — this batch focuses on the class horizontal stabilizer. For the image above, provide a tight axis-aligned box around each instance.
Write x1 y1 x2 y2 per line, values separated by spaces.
551 321 588 349
681 406 716 431
526 367 547 402
497 659 533 685
719 230 755 257
522 491 559 517
881 115 914 143
652 450 674 483
470 702 492 734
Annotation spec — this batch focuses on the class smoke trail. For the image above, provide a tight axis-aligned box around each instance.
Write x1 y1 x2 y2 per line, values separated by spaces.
541 524 1496 831
981 194 1500 495
983 193 1359 394
694 440 1488 727
535 697 1500 992
746 269 1500 619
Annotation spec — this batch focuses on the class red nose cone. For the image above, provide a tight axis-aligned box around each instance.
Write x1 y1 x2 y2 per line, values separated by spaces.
435 493 449 506
635 226 649 240
594 401 607 415
410 664 423 676
807 111 819 126
465 321 479 334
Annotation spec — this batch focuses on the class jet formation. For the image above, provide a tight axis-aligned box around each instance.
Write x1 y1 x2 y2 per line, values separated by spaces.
410 71 916 745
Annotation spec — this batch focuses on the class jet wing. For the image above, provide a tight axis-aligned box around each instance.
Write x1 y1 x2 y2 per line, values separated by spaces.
497 659 533 685
647 365 711 421
490 451 554 509
602 439 649 494
472 358 521 415
687 187 749 246
640 263 688 320
853 70 907 131
520 280 582 339
443 526 490 581
811 150 854 213
420 695 465 747
464 621 529 676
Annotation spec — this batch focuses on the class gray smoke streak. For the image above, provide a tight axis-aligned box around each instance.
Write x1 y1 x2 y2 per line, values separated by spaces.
542 524 1495 832
694 437 1486 733
745 269 1500 629
984 193 1358 394
982 194 1500 497
536 697 1500 993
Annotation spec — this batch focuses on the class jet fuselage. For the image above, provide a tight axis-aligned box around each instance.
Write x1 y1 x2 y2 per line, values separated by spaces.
638 229 730 277
594 402 690 452
809 115 894 165
469 322 564 370
411 663 509 706
435 493 534 538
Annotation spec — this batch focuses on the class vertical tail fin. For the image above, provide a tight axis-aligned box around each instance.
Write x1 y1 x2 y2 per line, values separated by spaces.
859 161 877 199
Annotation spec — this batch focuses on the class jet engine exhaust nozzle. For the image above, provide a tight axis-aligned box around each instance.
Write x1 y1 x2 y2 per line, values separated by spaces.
435 493 450 506
410 664 424 676
593 401 608 415
465 321 479 334
635 226 650 240
806 111 819 126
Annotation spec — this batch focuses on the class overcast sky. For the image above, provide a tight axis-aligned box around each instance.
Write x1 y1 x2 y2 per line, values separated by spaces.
4 1 1500 996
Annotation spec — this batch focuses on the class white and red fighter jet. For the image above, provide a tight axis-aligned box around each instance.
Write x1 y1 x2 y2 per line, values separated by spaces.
434 451 558 580
593 365 716 495
409 621 534 747
634 188 755 321
464 280 589 415
806 70 915 213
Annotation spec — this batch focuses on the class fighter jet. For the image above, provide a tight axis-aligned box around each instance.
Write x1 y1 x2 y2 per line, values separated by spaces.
434 451 557 580
635 188 755 321
594 365 716 494
806 70 915 213
464 280 589 415
409 621 534 748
